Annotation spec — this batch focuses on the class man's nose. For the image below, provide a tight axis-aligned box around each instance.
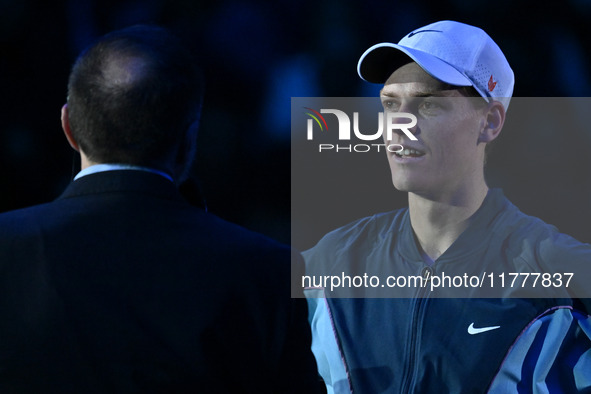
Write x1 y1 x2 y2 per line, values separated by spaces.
386 110 419 142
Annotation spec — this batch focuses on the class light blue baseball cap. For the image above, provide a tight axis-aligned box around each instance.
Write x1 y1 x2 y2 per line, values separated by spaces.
358 20 514 110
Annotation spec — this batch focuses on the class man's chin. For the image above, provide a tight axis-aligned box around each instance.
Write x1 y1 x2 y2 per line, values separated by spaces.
391 178 419 193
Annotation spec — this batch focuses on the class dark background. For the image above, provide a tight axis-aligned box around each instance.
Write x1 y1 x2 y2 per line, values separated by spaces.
1 0 591 247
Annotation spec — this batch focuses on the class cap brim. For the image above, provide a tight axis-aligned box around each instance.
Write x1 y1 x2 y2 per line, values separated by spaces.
357 43 473 87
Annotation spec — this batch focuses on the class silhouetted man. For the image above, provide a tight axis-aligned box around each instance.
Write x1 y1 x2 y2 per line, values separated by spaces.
0 25 319 393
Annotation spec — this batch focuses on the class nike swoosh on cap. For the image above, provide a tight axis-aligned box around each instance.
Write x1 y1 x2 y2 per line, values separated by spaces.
407 29 443 38
467 322 501 335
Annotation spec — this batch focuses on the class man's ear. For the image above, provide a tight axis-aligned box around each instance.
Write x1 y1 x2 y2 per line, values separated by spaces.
61 104 80 152
174 120 200 183
478 101 505 144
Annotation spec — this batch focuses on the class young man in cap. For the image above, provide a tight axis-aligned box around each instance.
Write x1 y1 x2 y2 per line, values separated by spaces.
304 21 591 393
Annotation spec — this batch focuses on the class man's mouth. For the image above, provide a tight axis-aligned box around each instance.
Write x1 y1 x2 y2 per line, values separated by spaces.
394 148 425 158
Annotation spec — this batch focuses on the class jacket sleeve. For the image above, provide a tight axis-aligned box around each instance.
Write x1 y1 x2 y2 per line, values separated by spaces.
274 250 322 394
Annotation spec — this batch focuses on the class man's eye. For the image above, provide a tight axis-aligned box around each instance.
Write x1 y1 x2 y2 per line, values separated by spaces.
382 100 399 110
419 100 439 111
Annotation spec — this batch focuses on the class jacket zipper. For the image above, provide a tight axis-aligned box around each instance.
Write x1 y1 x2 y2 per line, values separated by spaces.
401 266 433 393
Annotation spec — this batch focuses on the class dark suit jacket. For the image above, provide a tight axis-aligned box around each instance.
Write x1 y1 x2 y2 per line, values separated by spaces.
0 170 319 393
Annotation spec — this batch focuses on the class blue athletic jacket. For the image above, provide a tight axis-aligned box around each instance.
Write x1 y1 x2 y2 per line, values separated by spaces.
304 189 591 393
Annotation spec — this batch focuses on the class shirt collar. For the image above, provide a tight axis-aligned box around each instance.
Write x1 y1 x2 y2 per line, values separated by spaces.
74 163 174 183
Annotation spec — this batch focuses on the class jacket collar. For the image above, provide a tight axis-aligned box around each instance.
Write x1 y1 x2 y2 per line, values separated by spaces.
57 170 184 203
398 188 510 263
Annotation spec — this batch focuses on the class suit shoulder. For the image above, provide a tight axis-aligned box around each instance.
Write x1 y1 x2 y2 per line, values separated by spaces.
0 203 55 234
198 211 289 252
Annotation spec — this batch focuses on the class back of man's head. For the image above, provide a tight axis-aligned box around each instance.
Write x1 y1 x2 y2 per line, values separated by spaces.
67 25 203 171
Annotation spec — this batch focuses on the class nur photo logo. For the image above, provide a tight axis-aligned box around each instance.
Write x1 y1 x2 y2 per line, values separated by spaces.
303 107 417 153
